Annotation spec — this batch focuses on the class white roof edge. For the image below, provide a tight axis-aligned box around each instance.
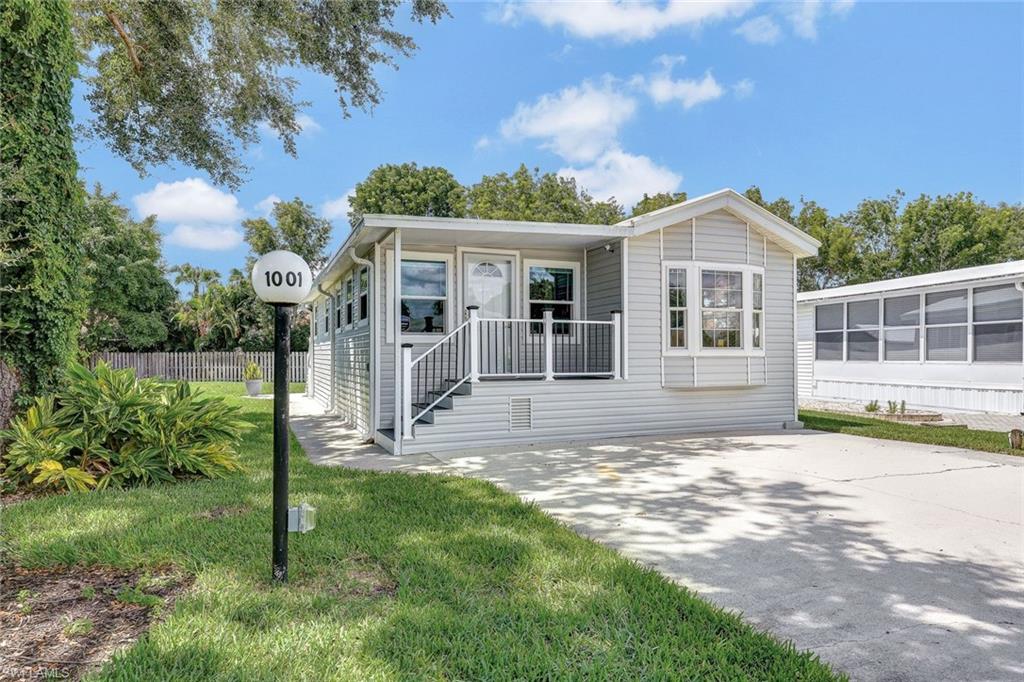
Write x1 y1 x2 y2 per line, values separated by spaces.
619 188 821 258
362 213 633 237
797 260 1024 303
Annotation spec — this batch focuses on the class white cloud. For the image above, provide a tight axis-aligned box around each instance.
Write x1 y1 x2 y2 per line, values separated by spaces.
475 135 492 151
786 0 823 39
498 78 636 163
255 194 281 216
831 0 856 17
733 78 755 100
733 15 781 44
646 69 724 109
295 113 322 135
321 188 355 221
497 0 754 42
133 178 244 224
560 149 682 209
166 224 244 251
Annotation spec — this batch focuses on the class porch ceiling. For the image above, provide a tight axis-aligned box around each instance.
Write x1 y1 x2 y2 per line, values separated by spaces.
393 226 619 250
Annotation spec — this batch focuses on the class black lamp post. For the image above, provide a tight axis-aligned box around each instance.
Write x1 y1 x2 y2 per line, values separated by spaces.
251 250 312 583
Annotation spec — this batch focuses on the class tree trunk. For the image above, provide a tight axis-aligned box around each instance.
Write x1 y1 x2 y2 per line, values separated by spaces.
0 358 20 436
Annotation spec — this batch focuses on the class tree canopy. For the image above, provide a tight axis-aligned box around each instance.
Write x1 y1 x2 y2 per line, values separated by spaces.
349 163 467 225
243 198 333 271
72 0 449 188
467 164 624 225
79 185 177 353
631 192 688 217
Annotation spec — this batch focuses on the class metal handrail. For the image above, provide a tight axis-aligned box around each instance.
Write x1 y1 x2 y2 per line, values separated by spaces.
410 318 470 367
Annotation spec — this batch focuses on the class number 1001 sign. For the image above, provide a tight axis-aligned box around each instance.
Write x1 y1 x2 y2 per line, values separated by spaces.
264 270 303 288
251 250 312 304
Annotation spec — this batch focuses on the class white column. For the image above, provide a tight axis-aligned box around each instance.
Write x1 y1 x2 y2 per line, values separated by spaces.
611 310 622 380
543 309 554 381
467 306 480 382
401 343 413 440
392 229 402 453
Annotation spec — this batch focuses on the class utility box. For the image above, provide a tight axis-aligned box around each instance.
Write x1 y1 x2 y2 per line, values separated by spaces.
288 503 316 533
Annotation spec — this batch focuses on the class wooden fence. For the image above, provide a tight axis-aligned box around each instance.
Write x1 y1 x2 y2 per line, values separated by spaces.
89 351 307 383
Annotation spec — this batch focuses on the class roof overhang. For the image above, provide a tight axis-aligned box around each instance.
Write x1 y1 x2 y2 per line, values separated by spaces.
798 260 1024 303
618 188 821 258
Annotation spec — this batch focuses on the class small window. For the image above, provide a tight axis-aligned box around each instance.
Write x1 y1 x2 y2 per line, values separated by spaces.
752 273 764 349
528 264 575 334
335 292 343 329
843 300 880 361
883 295 919 361
667 267 687 348
925 290 967 361
358 268 369 321
701 270 743 348
323 299 330 335
973 284 1022 362
345 276 354 326
401 259 447 334
815 302 843 360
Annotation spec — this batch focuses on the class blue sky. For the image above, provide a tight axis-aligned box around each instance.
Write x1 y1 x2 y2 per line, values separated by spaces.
72 1 1023 281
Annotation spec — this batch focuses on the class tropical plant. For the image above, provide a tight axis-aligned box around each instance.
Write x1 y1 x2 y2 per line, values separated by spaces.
243 362 262 381
886 400 899 414
169 263 221 298
865 400 880 413
0 363 249 492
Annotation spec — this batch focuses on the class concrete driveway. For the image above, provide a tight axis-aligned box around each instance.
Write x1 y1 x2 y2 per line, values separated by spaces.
291 405 1023 680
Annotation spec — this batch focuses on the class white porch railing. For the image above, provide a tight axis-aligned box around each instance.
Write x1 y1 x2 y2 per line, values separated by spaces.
401 307 621 439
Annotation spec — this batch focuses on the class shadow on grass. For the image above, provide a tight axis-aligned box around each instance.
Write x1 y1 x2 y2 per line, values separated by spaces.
4 403 840 680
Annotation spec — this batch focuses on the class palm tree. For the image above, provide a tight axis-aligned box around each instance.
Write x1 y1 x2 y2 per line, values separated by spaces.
170 263 221 298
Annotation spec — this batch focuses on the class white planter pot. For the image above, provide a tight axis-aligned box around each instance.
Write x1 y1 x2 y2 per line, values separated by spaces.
245 379 262 397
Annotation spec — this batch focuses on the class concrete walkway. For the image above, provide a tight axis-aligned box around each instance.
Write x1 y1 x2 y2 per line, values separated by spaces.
289 395 1024 681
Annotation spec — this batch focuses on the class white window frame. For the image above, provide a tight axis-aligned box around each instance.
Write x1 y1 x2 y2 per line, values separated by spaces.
386 249 453 343
752 272 764 350
344 274 355 328
972 282 1024 364
334 289 343 331
881 294 921 363
357 267 369 326
523 258 580 337
665 266 688 350
813 301 845 361
661 261 765 357
924 287 969 364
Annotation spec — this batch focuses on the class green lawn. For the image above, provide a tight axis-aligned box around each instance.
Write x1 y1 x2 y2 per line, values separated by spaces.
3 385 841 681
801 409 1017 456
195 381 306 395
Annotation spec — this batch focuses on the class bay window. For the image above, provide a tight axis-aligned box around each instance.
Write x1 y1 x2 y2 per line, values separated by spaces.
667 268 687 348
973 284 1023 362
883 295 919 361
925 289 967 361
527 262 576 334
662 263 763 354
701 269 743 348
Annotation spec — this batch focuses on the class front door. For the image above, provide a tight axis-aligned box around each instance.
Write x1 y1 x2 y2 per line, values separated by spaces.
464 253 514 319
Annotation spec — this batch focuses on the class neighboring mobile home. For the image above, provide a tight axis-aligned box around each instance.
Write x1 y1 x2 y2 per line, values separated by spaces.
797 261 1024 414
305 188 820 454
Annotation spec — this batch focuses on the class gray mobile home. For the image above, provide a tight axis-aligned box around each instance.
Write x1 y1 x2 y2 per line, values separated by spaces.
305 188 820 454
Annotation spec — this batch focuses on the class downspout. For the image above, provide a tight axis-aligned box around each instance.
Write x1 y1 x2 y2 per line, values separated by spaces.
348 247 377 439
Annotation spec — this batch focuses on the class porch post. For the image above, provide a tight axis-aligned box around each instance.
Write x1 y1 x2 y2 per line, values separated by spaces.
401 343 414 440
392 229 402 453
611 310 622 380
543 308 554 381
467 305 480 382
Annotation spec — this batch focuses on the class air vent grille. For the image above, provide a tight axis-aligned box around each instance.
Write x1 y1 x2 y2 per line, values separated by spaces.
508 397 533 431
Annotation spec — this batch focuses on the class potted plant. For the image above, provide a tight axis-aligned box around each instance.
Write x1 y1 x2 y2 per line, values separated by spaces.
243 361 263 397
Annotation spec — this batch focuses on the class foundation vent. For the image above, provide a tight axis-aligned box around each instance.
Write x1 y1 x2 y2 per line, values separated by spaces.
508 397 533 431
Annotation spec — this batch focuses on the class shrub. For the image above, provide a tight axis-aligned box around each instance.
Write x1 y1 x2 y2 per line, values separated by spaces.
0 363 249 492
243 361 262 381
865 400 880 413
886 400 899 414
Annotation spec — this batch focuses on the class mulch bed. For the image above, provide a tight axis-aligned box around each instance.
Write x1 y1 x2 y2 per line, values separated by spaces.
0 565 190 681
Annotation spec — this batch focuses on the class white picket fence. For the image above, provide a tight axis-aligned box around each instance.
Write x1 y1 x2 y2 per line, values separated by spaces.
89 351 307 383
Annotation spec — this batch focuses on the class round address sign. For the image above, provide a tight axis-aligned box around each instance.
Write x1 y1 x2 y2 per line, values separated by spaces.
251 250 313 304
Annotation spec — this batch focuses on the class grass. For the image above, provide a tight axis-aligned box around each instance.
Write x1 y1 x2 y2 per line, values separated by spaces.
801 409 1018 456
193 381 306 395
2 384 841 681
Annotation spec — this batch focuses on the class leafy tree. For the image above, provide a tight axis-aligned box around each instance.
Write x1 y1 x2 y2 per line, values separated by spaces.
0 0 85 431
348 163 467 225
243 198 333 271
467 164 624 224
80 185 177 352
169 263 221 299
72 0 449 188
631 192 687 217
